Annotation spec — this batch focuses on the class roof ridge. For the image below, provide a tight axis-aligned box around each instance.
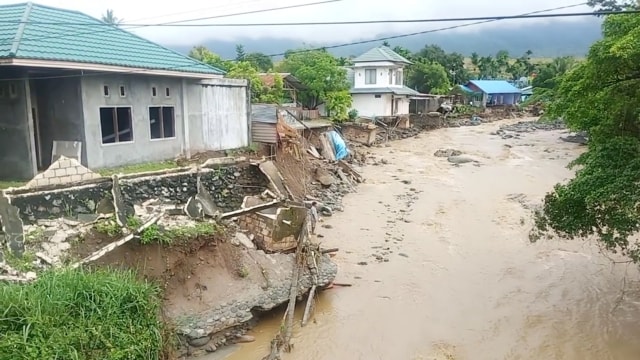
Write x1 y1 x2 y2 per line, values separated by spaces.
112 24 225 74
9 2 32 56
62 6 225 74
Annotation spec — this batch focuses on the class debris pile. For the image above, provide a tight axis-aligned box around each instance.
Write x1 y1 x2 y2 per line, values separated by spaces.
499 119 565 133
274 117 365 217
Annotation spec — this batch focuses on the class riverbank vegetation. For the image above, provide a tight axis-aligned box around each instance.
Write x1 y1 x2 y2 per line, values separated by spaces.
533 1 640 262
0 269 169 359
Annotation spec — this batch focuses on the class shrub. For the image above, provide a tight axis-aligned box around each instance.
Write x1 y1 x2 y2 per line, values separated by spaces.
0 269 165 360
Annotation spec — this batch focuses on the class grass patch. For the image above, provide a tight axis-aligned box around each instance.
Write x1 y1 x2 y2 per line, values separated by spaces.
0 268 167 359
4 251 37 273
97 160 179 177
140 222 219 245
94 217 123 237
225 143 260 157
24 228 46 246
0 180 26 189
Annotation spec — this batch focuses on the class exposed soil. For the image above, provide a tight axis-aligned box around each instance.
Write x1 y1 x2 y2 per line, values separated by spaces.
84 230 252 318
68 229 119 261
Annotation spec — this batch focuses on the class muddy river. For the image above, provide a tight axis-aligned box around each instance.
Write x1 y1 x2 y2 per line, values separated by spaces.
218 119 640 360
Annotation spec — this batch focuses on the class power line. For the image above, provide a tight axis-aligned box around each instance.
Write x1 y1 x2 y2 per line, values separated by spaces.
123 0 265 23
76 10 640 27
3 0 343 48
0 3 608 82
263 3 593 57
5 9 633 27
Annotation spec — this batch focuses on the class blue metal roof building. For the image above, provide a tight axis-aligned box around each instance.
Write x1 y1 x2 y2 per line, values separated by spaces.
462 80 522 107
467 80 522 94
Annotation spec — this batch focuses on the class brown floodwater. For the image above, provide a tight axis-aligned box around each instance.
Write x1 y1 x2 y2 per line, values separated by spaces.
214 119 640 360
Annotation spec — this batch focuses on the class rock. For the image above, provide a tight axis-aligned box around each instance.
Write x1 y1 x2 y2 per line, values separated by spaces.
188 336 211 347
447 155 478 164
357 261 368 266
233 232 255 249
560 133 588 145
235 335 255 343
206 344 218 353
315 168 336 187
398 253 409 258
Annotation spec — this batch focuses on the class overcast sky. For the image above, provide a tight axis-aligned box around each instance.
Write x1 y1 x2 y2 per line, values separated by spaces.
3 0 593 44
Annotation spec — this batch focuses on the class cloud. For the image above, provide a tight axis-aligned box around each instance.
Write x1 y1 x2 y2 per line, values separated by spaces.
15 0 593 44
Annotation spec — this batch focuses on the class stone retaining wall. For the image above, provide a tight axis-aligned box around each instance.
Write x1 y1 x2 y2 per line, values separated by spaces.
7 164 269 224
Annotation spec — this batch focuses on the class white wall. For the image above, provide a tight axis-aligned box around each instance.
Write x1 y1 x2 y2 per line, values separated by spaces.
352 64 404 89
352 93 392 117
196 79 250 151
397 97 410 115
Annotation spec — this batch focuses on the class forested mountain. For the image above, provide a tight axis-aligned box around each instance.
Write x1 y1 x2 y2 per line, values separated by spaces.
168 18 602 59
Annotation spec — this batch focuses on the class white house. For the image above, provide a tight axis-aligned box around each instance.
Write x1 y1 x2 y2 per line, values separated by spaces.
348 46 420 117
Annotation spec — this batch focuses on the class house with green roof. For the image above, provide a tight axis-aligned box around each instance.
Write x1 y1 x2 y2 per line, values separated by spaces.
347 46 420 117
0 2 251 181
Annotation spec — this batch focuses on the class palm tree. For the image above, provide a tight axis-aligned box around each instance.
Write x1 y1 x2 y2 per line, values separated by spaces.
101 9 122 26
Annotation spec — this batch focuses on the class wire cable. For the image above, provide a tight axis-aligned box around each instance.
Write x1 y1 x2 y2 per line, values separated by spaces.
0 3 621 82
264 3 593 57
2 0 343 48
7 9 636 27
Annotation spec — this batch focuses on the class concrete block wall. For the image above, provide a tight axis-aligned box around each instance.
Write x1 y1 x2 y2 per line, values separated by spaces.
25 156 101 188
238 213 274 250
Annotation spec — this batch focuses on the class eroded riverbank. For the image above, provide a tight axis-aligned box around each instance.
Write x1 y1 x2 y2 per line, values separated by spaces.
215 118 640 360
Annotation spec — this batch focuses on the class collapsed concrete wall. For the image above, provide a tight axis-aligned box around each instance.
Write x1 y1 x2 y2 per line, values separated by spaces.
6 163 269 224
238 196 306 252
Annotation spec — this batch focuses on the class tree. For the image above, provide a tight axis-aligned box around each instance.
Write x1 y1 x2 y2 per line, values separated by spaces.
587 0 638 12
243 52 273 72
477 56 499 79
188 46 230 71
278 49 350 109
235 44 246 61
532 12 640 262
324 90 352 121
392 46 412 61
525 56 576 105
407 61 451 94
101 9 121 25
414 44 467 84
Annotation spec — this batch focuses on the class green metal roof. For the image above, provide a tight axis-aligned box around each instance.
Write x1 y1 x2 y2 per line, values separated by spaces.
350 86 420 96
352 46 412 65
0 2 224 75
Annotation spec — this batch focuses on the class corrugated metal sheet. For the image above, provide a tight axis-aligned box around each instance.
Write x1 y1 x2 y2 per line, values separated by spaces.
201 85 249 150
252 104 277 123
468 80 521 94
252 122 277 144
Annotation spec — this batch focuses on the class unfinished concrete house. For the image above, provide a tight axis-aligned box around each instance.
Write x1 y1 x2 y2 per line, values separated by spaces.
0 2 251 183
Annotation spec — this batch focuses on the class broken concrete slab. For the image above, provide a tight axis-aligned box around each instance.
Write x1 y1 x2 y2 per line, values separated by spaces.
112 175 134 227
202 156 246 168
196 174 220 218
0 192 25 257
315 167 336 187
258 161 289 199
233 232 255 249
184 196 205 219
